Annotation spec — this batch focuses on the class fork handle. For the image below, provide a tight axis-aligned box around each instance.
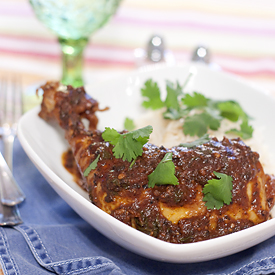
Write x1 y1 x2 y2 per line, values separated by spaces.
3 134 15 172
0 151 25 205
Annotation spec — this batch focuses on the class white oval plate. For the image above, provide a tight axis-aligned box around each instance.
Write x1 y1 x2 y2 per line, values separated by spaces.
18 63 275 263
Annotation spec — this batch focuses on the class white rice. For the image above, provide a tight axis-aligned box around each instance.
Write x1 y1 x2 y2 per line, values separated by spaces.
134 109 275 174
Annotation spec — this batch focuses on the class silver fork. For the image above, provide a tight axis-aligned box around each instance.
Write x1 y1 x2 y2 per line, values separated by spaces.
0 157 23 225
0 75 25 205
0 151 25 205
0 201 23 226
0 155 23 225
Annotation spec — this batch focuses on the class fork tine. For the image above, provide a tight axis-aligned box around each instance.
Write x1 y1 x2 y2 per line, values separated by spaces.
1 75 22 127
1 75 23 171
0 75 22 126
3 75 12 127
0 74 26 205
11 75 23 125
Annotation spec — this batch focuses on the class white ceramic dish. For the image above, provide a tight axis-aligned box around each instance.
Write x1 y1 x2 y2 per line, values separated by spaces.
18 63 275 263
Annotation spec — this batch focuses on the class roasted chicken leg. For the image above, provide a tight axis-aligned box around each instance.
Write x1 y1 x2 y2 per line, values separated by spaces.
38 81 275 243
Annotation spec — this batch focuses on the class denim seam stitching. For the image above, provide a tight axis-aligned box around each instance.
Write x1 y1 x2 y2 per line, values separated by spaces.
31 227 53 263
48 256 117 275
50 256 110 267
15 225 124 275
246 265 275 275
0 228 20 275
51 262 114 275
15 225 53 269
230 256 275 275
17 225 53 264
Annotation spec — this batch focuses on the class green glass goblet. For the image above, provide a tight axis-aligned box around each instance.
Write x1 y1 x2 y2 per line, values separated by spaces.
29 0 122 87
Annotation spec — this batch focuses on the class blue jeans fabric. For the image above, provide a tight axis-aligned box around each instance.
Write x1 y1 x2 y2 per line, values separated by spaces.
0 225 123 275
1 139 275 275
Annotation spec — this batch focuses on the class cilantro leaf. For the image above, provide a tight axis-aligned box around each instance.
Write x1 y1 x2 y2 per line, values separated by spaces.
102 125 153 162
148 152 179 188
132 125 153 144
83 154 100 177
182 92 208 108
124 117 135 131
113 136 143 162
179 134 210 148
217 100 245 122
183 114 208 137
141 79 164 110
164 80 183 110
202 171 233 210
102 127 120 145
206 112 221 131
183 112 220 137
226 120 253 139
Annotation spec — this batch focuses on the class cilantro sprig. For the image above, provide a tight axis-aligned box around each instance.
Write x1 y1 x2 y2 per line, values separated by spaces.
83 154 100 177
102 125 153 162
147 152 179 188
102 126 179 187
140 78 253 139
141 79 164 110
84 127 233 210
202 171 233 210
226 119 253 140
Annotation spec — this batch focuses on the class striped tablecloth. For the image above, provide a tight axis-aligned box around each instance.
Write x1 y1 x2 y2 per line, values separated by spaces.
1 0 275 97
1 1 275 274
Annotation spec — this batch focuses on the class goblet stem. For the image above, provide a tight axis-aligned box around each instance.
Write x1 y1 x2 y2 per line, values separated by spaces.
58 37 88 87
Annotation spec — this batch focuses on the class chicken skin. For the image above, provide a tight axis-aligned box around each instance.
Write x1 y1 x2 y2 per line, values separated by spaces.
38 81 275 243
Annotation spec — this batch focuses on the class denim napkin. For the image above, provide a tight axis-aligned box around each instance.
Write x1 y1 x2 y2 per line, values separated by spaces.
1 139 275 275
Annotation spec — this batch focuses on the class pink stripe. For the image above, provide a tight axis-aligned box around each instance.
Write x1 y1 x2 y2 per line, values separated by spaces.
0 48 133 67
0 34 57 44
2 5 274 37
2 35 275 75
2 34 275 64
2 2 275 37
2 35 275 66
0 34 132 52
2 48 275 75
114 17 275 37
173 50 275 65
2 44 275 71
222 67 275 77
0 48 60 60
85 57 133 67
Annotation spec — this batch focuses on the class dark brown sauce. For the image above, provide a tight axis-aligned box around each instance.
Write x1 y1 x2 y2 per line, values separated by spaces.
62 149 87 191
61 138 275 244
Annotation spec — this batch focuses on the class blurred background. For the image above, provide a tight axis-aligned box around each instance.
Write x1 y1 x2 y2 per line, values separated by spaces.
1 0 275 99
